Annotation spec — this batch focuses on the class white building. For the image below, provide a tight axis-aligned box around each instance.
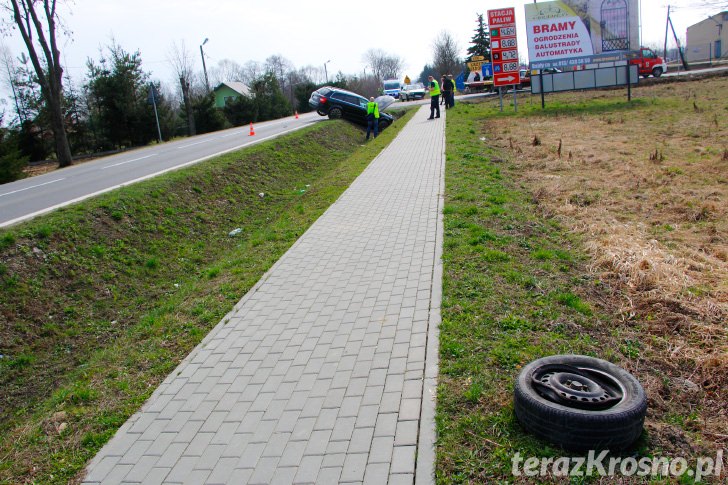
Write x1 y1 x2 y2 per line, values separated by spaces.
686 11 728 63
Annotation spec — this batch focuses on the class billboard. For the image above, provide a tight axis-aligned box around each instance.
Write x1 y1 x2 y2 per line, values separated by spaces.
525 0 639 70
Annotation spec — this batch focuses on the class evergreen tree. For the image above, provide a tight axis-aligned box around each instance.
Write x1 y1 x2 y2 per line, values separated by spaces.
85 43 157 150
466 13 491 63
0 116 28 184
418 64 436 85
251 72 291 122
63 73 93 155
223 94 257 126
191 93 226 133
293 81 317 114
10 59 52 161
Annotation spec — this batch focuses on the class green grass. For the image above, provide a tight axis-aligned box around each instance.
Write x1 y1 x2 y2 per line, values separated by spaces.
0 111 415 483
437 102 660 483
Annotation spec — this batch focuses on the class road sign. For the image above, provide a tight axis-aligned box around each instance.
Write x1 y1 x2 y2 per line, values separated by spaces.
466 60 484 72
488 7 521 87
471 55 485 61
482 63 492 77
494 73 519 85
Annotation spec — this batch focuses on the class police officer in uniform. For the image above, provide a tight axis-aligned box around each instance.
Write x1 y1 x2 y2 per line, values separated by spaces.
427 75 440 119
366 96 379 140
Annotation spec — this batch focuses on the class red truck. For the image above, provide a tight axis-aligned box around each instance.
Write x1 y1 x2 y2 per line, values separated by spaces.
626 47 668 78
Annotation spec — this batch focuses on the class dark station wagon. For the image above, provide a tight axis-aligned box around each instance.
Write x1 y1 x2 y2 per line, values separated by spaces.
309 87 394 130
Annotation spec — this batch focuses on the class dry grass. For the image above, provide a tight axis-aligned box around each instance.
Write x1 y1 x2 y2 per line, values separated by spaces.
486 76 728 455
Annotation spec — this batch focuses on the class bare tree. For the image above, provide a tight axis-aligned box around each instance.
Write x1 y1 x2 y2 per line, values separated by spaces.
167 40 196 136
363 48 404 81
241 60 263 85
345 74 380 99
297 65 320 84
209 58 245 86
3 0 72 167
432 30 461 77
0 45 23 124
265 54 294 93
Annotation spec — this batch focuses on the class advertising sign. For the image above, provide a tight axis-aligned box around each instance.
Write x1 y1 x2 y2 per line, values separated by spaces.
488 8 521 87
467 60 485 72
525 0 639 70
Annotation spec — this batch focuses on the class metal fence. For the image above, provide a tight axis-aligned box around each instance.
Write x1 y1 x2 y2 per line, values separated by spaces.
686 42 727 63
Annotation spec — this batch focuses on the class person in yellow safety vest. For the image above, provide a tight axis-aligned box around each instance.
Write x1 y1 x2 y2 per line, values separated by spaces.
427 75 440 120
366 97 379 140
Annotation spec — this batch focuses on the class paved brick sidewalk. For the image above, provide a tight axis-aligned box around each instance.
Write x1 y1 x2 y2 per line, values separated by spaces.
83 106 445 485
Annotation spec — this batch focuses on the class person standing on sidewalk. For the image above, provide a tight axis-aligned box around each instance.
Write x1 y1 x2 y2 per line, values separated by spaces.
366 96 379 140
447 74 456 108
440 75 447 106
427 75 440 119
441 74 452 109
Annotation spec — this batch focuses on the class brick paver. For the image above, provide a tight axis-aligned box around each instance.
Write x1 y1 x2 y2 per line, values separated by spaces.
84 106 445 484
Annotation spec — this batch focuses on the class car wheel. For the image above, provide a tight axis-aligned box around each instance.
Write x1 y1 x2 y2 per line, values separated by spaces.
328 107 343 120
652 67 663 78
514 355 647 451
317 110 326 116
378 119 390 130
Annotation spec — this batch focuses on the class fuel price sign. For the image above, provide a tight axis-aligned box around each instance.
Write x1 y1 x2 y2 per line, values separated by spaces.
488 8 521 87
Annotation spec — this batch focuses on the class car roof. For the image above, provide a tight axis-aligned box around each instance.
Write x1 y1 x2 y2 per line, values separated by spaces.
318 86 362 98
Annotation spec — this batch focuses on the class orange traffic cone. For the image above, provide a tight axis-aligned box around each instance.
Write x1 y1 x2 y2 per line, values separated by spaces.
295 111 299 119
249 122 255 136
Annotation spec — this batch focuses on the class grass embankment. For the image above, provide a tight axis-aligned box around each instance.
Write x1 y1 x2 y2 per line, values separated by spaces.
438 77 726 483
0 110 414 484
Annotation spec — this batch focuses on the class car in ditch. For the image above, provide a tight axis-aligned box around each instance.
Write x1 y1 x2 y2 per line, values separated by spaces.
308 87 395 129
399 83 425 102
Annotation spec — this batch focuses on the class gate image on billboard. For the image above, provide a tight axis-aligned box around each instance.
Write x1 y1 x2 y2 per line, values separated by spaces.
601 0 629 52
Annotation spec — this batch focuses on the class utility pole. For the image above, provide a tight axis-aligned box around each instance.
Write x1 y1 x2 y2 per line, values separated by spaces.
666 9 689 70
149 83 162 143
180 76 196 136
324 60 330 84
664 5 670 60
200 38 210 92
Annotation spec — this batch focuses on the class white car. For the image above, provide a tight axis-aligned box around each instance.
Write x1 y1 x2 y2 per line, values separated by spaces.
400 83 425 102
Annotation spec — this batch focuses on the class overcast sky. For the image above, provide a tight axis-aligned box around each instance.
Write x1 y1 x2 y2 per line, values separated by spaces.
0 0 723 99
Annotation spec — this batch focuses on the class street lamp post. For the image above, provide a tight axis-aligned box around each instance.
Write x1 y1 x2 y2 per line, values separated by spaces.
324 60 331 83
200 38 210 92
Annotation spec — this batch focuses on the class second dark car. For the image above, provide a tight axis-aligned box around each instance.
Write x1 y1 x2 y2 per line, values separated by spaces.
308 87 394 130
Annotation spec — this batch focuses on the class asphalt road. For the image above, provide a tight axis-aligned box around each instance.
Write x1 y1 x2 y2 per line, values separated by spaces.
4 65 724 228
0 113 321 228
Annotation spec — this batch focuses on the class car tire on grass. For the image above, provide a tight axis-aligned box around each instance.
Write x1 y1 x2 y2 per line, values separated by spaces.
652 67 663 78
328 107 343 120
514 354 647 451
378 119 390 131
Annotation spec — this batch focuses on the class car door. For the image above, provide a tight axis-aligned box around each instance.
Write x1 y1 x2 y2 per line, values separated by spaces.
349 95 369 124
332 92 366 123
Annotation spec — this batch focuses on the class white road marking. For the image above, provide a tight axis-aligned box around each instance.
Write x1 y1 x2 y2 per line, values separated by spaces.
1 119 320 228
102 154 158 170
177 139 212 149
0 178 65 198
